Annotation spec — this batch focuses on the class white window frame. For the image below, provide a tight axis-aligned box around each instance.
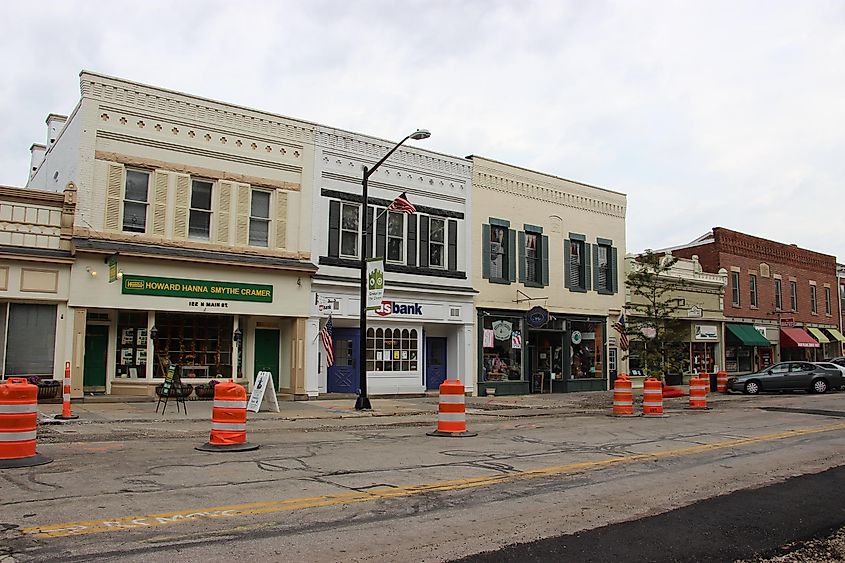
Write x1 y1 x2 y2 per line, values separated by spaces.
188 178 214 241
489 225 507 280
525 232 540 284
810 284 818 314
749 274 758 308
122 168 150 233
570 240 584 289
386 211 405 264
825 287 832 315
248 189 271 247
428 216 446 269
790 281 798 312
339 202 360 259
597 244 611 292
774 279 783 310
731 272 740 306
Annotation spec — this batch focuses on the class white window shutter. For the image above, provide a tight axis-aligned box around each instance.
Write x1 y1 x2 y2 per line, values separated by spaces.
235 183 250 246
217 181 233 244
104 163 124 231
172 173 190 239
274 191 287 249
151 170 169 236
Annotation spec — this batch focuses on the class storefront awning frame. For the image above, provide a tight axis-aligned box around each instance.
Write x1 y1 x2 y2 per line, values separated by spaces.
780 327 820 348
725 323 771 347
826 328 845 343
807 327 831 344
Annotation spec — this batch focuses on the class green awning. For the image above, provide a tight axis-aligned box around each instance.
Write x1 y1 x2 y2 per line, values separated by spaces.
807 327 830 344
827 328 845 343
726 323 771 347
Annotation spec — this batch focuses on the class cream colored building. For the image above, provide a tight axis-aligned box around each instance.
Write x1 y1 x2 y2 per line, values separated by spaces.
28 71 316 397
470 156 627 395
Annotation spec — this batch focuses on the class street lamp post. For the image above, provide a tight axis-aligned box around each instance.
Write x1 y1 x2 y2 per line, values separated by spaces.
355 129 431 410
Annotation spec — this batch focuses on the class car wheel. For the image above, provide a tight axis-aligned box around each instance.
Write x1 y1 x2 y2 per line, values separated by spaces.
811 379 828 394
744 381 760 395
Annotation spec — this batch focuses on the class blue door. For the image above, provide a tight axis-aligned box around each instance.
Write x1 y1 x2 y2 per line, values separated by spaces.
425 337 448 390
327 329 359 393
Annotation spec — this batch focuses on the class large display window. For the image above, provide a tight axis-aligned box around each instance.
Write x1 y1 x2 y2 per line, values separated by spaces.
365 327 419 372
481 315 523 382
569 320 605 379
115 311 148 379
152 312 233 378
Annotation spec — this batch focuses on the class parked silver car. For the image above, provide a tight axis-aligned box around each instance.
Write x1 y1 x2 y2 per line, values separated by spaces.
727 361 844 394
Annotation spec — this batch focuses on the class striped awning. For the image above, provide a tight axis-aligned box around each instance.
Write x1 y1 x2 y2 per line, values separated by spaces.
807 327 831 344
826 328 845 343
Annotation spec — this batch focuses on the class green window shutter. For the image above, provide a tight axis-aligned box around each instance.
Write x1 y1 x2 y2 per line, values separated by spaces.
172 174 190 239
151 170 169 236
611 246 619 293
327 200 340 257
540 235 549 287
376 209 387 259
583 242 592 291
274 192 287 249
592 244 600 291
518 231 526 283
216 181 233 244
104 163 123 231
419 216 429 268
481 223 491 279
235 184 250 246
448 219 458 271
564 240 571 289
407 214 417 266
507 229 516 282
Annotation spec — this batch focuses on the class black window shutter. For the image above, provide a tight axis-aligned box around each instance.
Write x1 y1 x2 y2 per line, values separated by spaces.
592 244 600 291
540 235 549 287
611 246 619 293
448 219 458 271
482 224 491 279
583 242 592 291
328 200 340 257
564 240 571 289
419 216 429 268
518 231 526 283
407 214 417 267
376 208 387 259
507 229 517 282
365 205 374 259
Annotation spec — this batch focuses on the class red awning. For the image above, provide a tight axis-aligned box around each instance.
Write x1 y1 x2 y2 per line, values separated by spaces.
780 328 820 348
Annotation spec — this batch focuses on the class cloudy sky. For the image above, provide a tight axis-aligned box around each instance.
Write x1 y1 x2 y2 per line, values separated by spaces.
1 1 843 260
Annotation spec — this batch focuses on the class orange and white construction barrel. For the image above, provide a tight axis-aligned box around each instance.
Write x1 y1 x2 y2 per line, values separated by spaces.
54 362 78 420
642 377 666 417
612 374 635 417
0 377 52 468
196 381 259 452
686 376 710 410
427 379 477 437
716 371 729 393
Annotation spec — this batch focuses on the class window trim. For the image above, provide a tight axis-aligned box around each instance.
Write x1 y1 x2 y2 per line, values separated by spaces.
188 178 214 241
596 244 611 293
810 284 818 314
248 188 272 248
122 168 150 233
790 280 798 312
731 271 740 306
825 286 832 315
567 237 588 293
386 211 405 264
428 216 446 269
749 273 758 308
774 278 783 310
489 224 509 282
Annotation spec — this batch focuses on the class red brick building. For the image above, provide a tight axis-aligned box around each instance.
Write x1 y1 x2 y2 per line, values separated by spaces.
669 227 843 372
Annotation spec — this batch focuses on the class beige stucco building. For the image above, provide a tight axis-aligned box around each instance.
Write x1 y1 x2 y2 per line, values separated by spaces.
470 156 627 395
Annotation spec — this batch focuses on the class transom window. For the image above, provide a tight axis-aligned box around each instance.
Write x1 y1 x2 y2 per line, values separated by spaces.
429 217 445 268
123 169 149 233
340 203 360 258
366 327 419 372
387 211 404 262
189 179 213 240
249 190 271 247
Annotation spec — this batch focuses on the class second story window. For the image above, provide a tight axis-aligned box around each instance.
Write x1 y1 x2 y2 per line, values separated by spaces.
123 169 149 233
790 280 798 311
567 238 589 291
428 217 445 268
749 274 758 308
597 245 610 292
249 190 270 247
810 284 818 314
731 271 740 306
189 180 213 240
387 212 404 262
339 203 359 257
825 286 832 315
525 233 539 283
490 225 508 279
774 278 783 310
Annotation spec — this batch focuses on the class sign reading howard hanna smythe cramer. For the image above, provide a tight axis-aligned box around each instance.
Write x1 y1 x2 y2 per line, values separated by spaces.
122 275 273 303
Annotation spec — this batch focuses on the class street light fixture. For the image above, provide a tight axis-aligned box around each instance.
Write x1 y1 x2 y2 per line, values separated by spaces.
355 129 431 410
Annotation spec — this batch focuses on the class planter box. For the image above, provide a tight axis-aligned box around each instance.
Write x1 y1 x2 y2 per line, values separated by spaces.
37 381 61 401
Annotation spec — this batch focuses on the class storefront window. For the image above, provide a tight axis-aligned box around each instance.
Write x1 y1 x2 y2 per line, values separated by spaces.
152 312 233 378
366 327 418 372
5 303 56 377
569 321 604 379
116 312 148 379
481 316 523 382
726 346 754 372
690 342 717 373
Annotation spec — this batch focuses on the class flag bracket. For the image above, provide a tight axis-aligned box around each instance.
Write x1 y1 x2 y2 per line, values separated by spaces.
514 290 548 304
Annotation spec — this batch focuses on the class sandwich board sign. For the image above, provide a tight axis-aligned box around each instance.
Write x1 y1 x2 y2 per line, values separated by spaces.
247 371 280 413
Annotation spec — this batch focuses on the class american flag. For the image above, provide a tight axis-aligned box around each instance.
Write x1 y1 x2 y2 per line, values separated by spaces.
386 192 416 214
320 316 335 367
613 310 629 351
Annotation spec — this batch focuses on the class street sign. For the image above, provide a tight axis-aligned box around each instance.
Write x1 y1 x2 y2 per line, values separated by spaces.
247 371 280 413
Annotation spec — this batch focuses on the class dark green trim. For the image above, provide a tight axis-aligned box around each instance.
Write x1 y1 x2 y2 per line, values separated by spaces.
568 232 586 242
523 224 543 234
489 217 510 228
597 237 613 246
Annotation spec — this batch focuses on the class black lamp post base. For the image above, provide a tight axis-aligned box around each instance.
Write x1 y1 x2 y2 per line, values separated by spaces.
355 396 372 410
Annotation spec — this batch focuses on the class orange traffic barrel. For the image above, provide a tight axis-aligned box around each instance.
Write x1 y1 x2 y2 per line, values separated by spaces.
196 381 259 452
427 379 477 437
698 372 711 393
0 377 52 468
55 362 78 420
716 371 729 393
642 378 665 417
612 374 634 416
687 376 710 410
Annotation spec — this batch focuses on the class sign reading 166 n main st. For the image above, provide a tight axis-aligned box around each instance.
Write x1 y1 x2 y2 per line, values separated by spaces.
122 275 273 303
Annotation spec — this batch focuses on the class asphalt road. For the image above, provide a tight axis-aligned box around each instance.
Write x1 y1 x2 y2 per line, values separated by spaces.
3 391 845 562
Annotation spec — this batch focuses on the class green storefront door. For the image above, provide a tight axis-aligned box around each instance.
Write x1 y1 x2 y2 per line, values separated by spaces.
254 329 280 390
83 325 109 391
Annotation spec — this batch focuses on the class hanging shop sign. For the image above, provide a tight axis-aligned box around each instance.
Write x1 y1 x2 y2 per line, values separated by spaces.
122 275 273 303
492 320 513 341
571 330 582 345
525 306 550 328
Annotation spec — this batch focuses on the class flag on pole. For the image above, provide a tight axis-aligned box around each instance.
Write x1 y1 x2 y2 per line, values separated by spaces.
613 310 629 351
320 315 335 367
386 192 416 214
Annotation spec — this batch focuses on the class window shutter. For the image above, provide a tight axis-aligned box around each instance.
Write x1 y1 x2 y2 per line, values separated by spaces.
327 200 340 257
376 208 387 259
583 242 592 291
235 184 250 245
216 181 233 244
541 235 549 287
407 214 417 267
365 206 374 259
611 246 619 293
151 170 169 236
419 216 429 268
564 240 571 289
448 219 458 271
592 244 600 291
275 191 287 249
104 163 123 231
518 231 526 283
507 229 516 282
481 223 491 279
172 173 190 239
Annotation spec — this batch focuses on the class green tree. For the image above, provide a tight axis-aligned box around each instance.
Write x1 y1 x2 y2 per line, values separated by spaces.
625 251 688 379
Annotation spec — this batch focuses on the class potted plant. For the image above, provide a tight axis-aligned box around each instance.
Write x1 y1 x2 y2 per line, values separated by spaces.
194 379 220 399
28 375 62 401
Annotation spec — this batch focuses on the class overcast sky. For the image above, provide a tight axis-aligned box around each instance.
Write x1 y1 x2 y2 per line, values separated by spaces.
1 1 843 261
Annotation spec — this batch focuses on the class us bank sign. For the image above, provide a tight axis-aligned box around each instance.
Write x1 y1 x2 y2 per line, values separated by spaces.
122 275 273 303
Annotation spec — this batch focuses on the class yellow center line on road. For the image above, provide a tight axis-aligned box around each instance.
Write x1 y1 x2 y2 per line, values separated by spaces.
23 421 845 539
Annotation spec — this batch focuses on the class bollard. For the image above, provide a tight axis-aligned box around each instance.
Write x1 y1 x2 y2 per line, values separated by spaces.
0 378 52 468
716 371 729 393
687 376 710 410
196 381 259 452
612 374 635 417
427 379 477 437
54 362 78 420
642 378 666 417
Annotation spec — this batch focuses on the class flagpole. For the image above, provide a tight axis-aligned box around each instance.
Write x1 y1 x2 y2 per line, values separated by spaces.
355 130 430 410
